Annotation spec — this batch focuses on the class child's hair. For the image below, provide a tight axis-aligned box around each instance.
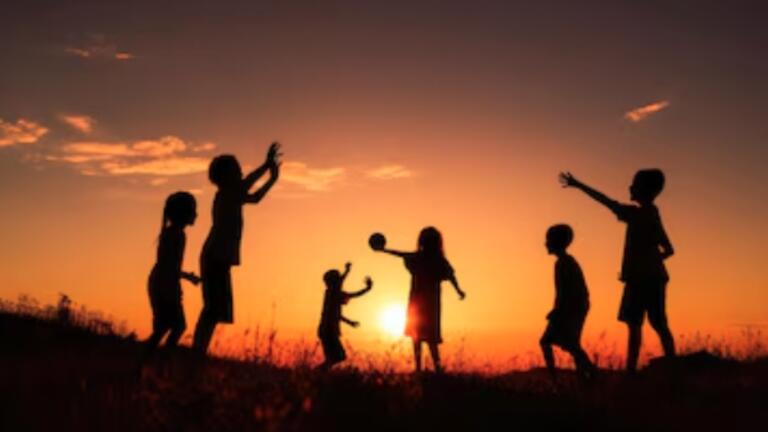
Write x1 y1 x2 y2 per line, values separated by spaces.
546 224 574 250
323 269 342 289
160 191 196 234
418 226 444 256
208 154 242 186
632 169 665 201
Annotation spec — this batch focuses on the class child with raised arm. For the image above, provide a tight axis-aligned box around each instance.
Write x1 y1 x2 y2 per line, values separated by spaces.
317 262 373 370
560 170 675 372
371 227 466 373
146 192 200 350
193 143 281 353
540 224 595 380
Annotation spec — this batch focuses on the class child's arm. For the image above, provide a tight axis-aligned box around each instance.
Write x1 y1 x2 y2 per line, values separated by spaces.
340 262 352 283
181 272 201 285
378 248 409 258
341 315 360 328
242 142 281 191
448 274 466 300
244 160 280 204
659 221 674 260
559 172 623 214
347 277 373 298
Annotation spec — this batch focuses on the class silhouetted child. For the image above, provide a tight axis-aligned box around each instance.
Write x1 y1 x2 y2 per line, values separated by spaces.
193 143 281 353
372 227 466 373
146 192 200 350
560 170 675 372
317 262 372 370
540 224 595 380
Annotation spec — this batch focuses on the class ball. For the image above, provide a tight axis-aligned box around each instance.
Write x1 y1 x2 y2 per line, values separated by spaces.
368 232 386 251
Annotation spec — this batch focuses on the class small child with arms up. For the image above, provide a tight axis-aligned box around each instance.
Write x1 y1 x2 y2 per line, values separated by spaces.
540 224 596 380
317 262 372 370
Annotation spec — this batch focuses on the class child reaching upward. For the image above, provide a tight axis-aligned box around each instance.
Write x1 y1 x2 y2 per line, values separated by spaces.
560 170 675 372
317 262 373 370
540 224 595 380
146 191 200 350
193 143 281 353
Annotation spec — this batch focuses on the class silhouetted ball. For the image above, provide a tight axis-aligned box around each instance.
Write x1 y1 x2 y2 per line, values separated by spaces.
369 233 386 251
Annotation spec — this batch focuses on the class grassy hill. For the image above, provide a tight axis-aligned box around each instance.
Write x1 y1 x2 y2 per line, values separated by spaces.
2 304 767 431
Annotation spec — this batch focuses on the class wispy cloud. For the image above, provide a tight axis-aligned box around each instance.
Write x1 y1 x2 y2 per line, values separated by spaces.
0 118 49 147
65 34 135 61
99 157 209 176
60 114 95 134
624 100 670 123
48 135 214 177
280 161 346 192
366 164 413 180
192 142 217 152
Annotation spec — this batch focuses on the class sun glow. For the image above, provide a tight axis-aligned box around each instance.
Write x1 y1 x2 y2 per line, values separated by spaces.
378 304 406 338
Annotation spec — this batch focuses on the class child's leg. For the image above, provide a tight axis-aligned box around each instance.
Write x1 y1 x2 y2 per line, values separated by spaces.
626 324 642 372
565 344 595 374
165 306 187 347
193 310 217 353
146 326 169 350
427 342 442 373
651 323 675 358
540 338 556 375
412 340 423 372
648 282 676 357
166 322 187 347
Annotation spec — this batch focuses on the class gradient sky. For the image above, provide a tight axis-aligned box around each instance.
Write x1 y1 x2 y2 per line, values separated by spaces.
2 0 767 364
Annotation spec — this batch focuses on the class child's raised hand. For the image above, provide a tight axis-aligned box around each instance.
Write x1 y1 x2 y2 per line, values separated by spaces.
364 276 373 289
559 171 579 188
345 262 352 272
267 142 282 165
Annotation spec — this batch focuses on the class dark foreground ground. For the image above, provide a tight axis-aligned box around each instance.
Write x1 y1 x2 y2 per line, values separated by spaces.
2 311 767 432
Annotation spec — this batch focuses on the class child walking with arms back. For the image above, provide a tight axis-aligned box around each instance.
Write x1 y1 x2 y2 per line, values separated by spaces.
540 224 596 380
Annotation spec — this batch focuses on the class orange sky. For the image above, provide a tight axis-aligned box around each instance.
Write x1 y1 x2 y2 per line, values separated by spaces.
1 1 767 366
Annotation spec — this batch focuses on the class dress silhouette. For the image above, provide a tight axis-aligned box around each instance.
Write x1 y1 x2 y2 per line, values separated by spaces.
372 227 465 372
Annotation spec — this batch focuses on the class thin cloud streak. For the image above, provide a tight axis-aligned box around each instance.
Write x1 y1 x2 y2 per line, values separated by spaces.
50 135 215 177
60 115 95 134
366 164 413 180
0 118 49 147
624 100 671 123
65 34 135 61
280 161 346 192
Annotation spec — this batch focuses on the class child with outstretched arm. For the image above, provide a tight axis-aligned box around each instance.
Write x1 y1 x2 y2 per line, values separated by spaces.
560 170 675 372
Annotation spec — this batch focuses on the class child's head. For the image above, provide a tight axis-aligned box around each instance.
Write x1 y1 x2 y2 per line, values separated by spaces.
208 154 243 188
323 269 342 290
162 191 197 229
546 224 573 255
418 226 444 256
630 169 665 203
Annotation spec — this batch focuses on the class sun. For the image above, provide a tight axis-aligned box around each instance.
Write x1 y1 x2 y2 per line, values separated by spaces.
378 304 406 338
